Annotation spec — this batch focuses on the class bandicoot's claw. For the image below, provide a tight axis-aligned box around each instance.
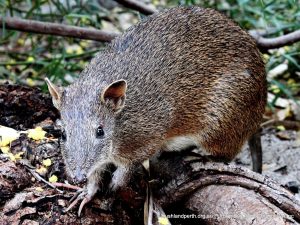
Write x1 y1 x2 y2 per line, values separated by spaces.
64 188 93 216
78 196 91 217
65 195 81 212
69 189 82 203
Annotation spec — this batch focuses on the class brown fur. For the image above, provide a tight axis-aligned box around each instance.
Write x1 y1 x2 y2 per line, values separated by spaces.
47 7 266 191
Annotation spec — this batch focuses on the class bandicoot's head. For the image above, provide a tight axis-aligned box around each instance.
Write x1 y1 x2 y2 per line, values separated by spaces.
45 78 127 184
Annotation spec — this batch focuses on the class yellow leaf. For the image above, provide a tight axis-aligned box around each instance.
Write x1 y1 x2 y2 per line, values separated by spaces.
158 217 169 225
273 89 280 94
153 0 160 5
43 158 52 167
8 153 16 162
263 54 270 61
35 187 44 192
26 78 36 87
36 166 47 175
17 38 25 46
26 56 35 62
79 60 86 67
80 40 89 48
0 125 20 147
14 151 24 160
287 78 295 85
285 106 293 118
270 84 281 94
81 17 88 24
284 46 290 52
1 146 10 154
75 46 83 55
277 125 286 131
49 175 58 183
66 45 83 55
270 84 277 89
27 127 46 140
66 47 74 54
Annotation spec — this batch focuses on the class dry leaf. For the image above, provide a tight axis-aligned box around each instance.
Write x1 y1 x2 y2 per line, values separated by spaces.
1 146 10 154
14 152 24 160
276 125 286 131
0 126 20 147
276 130 292 140
35 187 44 192
42 159 52 167
7 153 16 162
49 175 58 183
36 166 47 176
27 127 46 140
158 217 170 225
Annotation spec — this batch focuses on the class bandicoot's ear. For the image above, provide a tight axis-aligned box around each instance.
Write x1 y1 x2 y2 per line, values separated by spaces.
45 78 63 110
101 79 127 113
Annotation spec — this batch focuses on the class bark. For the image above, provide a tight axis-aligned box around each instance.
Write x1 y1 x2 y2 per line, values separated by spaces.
0 17 118 42
114 0 158 15
150 152 300 224
251 30 300 49
2 9 300 49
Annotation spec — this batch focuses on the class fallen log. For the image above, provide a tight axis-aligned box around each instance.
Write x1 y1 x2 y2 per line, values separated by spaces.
150 152 300 224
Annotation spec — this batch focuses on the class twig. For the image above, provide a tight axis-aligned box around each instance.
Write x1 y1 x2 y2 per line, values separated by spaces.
2 13 300 50
25 166 64 193
53 182 83 191
261 119 300 130
248 28 279 37
251 30 300 49
113 2 300 49
0 17 119 42
114 0 157 15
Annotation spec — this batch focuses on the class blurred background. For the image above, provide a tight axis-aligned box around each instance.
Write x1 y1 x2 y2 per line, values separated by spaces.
0 0 300 118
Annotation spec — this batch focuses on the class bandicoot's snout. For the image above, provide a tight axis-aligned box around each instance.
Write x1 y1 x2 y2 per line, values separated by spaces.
71 168 87 184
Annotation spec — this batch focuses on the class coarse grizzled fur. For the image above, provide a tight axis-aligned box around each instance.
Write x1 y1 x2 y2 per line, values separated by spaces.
47 6 266 194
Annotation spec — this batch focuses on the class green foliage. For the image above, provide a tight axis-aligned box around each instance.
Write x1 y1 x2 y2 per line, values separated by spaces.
0 0 112 89
1 0 300 107
173 0 300 31
168 0 300 107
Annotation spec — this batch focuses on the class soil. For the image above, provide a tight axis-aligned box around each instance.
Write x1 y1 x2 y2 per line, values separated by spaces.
236 128 300 201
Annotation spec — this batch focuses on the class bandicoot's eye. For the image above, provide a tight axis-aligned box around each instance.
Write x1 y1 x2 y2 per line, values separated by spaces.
61 130 67 141
96 126 105 138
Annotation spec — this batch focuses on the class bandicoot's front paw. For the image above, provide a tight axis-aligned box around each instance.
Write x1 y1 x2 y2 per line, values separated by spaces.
65 181 99 216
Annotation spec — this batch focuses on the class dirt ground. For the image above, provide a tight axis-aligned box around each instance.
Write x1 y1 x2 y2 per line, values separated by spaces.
235 128 300 201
